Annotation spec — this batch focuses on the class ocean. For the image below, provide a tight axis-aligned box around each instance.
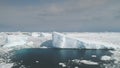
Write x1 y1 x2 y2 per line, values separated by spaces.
11 48 112 68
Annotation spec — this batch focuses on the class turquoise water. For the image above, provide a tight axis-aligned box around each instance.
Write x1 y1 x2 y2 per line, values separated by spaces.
11 48 112 68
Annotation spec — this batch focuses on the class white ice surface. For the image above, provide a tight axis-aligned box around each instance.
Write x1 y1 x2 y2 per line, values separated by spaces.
3 35 29 47
72 59 98 65
0 63 14 68
101 55 112 61
80 60 98 65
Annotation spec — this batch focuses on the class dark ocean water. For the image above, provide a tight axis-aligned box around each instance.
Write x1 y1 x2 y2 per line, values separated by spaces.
11 48 112 68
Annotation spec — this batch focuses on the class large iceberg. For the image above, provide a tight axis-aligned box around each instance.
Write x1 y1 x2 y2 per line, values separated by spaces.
52 32 120 49
3 35 29 47
0 33 7 46
0 32 120 49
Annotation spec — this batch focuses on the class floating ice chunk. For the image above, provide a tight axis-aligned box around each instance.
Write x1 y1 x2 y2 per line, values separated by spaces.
35 61 39 63
92 55 97 58
72 59 98 65
0 63 14 68
80 60 98 65
59 62 66 67
101 55 111 61
74 66 79 68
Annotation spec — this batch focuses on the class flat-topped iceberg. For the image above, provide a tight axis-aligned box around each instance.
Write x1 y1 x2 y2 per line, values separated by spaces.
52 32 120 49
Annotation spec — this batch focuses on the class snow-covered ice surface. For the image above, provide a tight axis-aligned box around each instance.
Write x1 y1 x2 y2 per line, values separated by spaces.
0 32 120 68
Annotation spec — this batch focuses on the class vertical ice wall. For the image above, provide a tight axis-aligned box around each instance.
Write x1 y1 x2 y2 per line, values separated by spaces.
52 32 81 48
0 33 7 46
52 32 65 48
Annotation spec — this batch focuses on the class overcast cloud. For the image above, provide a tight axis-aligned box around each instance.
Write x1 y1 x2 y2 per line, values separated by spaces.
0 0 120 32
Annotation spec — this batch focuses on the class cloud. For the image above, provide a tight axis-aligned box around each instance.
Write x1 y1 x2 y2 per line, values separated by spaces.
0 0 120 31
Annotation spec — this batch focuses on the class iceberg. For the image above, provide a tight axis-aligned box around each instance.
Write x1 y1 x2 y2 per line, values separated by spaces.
0 33 7 46
52 32 120 49
3 35 29 48
0 32 119 49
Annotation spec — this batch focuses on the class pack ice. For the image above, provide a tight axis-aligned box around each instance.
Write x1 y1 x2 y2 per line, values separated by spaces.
0 32 51 48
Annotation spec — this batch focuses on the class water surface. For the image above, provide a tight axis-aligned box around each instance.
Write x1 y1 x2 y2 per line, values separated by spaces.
11 48 112 68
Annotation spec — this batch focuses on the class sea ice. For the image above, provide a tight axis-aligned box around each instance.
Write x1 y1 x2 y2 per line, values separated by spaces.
0 63 14 68
72 59 98 65
101 55 112 61
80 60 98 65
59 62 66 67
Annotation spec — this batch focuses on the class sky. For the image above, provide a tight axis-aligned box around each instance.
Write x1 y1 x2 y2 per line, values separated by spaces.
0 0 120 32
